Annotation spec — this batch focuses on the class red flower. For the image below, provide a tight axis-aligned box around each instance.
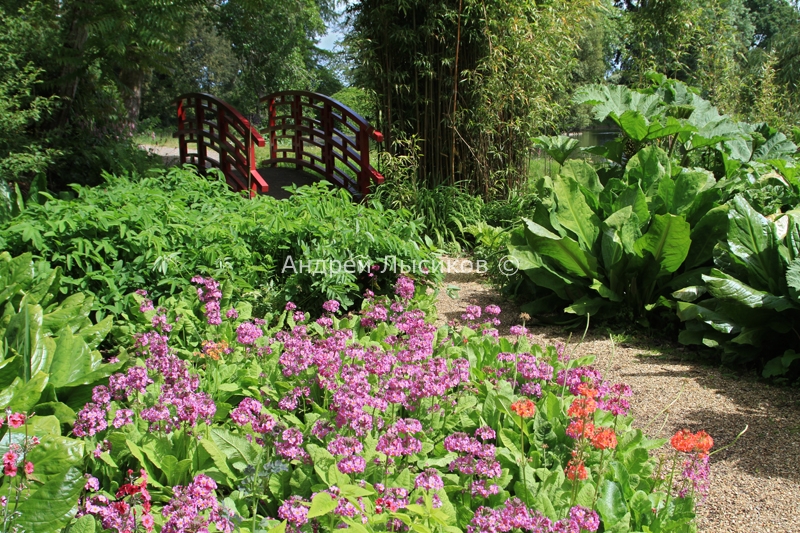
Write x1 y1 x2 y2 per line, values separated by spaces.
510 399 536 418
577 383 598 398
567 397 597 419
670 429 714 456
565 459 588 481
590 428 617 450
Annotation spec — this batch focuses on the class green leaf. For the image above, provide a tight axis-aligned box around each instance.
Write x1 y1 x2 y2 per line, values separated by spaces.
616 110 648 141
69 515 97 533
307 491 339 519
523 220 598 279
553 176 600 250
703 270 793 311
48 329 94 388
634 214 691 276
596 480 629 528
559 160 603 195
624 146 670 192
685 206 728 270
210 428 259 472
15 436 85 533
533 136 579 166
727 196 783 293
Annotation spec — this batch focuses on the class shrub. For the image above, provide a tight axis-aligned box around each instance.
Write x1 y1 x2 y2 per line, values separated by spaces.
0 166 440 318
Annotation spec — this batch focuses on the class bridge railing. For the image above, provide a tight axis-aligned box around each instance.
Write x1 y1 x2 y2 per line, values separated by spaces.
260 91 384 196
174 93 269 194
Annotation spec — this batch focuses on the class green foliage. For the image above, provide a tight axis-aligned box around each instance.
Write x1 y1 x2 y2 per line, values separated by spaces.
0 252 125 415
674 196 800 379
374 138 484 248
348 0 599 196
0 4 60 185
0 166 440 316
508 154 721 320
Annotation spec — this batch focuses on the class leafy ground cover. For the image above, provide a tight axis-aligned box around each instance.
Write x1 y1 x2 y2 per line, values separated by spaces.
0 167 439 319
0 270 714 533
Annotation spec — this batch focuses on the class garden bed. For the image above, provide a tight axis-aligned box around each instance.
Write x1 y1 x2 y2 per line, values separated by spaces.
436 266 800 533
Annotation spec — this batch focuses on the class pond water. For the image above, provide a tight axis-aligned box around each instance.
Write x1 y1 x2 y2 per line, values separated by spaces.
571 130 618 148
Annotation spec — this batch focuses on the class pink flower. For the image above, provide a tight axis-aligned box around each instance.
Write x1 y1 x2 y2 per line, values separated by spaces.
24 462 33 475
7 413 25 428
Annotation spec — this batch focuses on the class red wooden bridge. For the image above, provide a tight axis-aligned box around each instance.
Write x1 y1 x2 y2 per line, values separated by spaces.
174 91 384 199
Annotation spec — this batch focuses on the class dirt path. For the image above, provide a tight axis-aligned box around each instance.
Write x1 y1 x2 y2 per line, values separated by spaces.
434 267 800 533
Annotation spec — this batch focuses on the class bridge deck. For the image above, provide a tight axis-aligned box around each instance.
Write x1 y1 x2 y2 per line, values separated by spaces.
256 167 325 200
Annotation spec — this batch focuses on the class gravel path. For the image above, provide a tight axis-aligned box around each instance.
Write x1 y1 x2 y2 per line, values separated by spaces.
434 265 800 533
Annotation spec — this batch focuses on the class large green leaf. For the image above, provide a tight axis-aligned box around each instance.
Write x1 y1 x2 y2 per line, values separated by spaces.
726 196 783 293
596 480 630 528
685 206 728 270
552 177 600 250
507 241 573 300
14 436 85 533
624 145 670 192
523 219 598 279
671 168 715 215
559 160 603 195
703 269 794 311
634 214 691 276
601 207 639 260
616 110 648 141
210 428 260 473
0 372 49 412
4 304 50 381
48 329 95 388
533 135 579 166
752 131 797 161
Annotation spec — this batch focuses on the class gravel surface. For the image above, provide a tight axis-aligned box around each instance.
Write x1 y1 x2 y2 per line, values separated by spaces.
433 263 800 533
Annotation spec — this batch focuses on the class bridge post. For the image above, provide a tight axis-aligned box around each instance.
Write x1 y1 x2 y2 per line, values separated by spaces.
292 95 303 170
357 128 370 195
176 99 188 163
268 96 278 168
322 102 334 181
194 96 207 170
217 106 231 180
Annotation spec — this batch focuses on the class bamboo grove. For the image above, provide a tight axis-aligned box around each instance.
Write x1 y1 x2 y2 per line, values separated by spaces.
347 0 598 198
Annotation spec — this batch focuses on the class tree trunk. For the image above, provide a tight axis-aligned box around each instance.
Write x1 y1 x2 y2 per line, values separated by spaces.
119 67 146 134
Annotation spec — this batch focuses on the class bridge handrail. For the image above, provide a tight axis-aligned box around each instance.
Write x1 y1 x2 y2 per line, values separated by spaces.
174 92 269 194
260 90 384 196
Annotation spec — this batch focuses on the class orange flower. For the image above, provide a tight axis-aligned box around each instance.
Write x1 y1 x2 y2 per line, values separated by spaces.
567 397 597 419
565 459 588 481
670 429 714 455
510 399 536 418
590 428 617 450
566 419 596 440
577 383 598 398
693 431 714 454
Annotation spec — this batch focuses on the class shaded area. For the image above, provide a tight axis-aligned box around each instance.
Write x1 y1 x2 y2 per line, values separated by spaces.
256 167 325 200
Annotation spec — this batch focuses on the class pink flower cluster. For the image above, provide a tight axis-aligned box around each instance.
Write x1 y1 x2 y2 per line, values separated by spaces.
161 474 233 533
469 500 599 533
444 428 502 497
376 418 423 457
191 276 223 325
230 397 277 441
